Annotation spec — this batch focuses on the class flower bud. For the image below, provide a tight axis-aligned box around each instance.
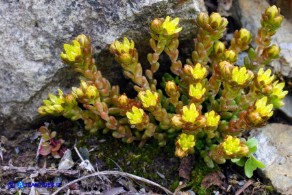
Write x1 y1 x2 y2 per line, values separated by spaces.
165 81 178 97
218 61 233 78
197 12 209 27
85 85 99 99
214 41 225 55
263 44 280 59
266 5 280 20
209 13 222 29
262 5 283 30
224 50 238 63
150 18 163 34
118 94 129 106
171 115 183 128
119 53 133 64
76 34 90 48
65 94 77 106
238 28 251 43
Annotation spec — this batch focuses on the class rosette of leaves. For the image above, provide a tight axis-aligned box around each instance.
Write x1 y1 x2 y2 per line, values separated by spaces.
38 126 65 158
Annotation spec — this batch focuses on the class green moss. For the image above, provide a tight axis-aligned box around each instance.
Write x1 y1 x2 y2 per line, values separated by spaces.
190 157 218 195
79 132 180 188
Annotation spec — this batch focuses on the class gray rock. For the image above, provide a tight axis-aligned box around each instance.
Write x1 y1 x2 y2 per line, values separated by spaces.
279 94 292 120
0 0 206 137
232 0 292 78
251 123 292 194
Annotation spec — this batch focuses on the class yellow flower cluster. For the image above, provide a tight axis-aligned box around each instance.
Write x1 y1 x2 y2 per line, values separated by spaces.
222 135 249 157
231 66 253 86
190 63 207 80
162 16 182 36
181 103 199 124
205 111 220 127
126 106 144 125
248 96 273 125
175 133 196 158
60 40 82 62
110 37 135 64
189 83 206 100
256 68 275 87
138 90 159 108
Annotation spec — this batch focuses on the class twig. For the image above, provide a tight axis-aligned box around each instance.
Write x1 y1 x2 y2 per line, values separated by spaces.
51 170 173 195
235 179 254 195
0 166 80 178
74 143 96 173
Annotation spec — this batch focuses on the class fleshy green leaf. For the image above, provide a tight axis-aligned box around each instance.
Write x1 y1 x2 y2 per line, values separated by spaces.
244 156 265 178
231 158 246 167
246 137 258 153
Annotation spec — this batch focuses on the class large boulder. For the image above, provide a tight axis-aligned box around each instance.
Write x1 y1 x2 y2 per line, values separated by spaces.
0 0 206 137
251 123 292 195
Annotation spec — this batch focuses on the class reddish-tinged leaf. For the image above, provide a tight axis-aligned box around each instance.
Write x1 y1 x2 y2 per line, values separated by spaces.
39 145 52 156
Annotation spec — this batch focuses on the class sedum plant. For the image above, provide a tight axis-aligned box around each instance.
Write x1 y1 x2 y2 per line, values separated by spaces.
38 6 288 178
38 126 65 158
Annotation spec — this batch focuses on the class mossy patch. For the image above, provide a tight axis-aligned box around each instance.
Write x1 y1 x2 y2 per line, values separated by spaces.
78 131 180 188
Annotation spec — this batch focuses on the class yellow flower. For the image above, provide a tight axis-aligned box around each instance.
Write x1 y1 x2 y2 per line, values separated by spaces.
138 90 159 108
205 111 220 127
110 37 135 64
126 106 144 125
182 103 199 124
189 83 206 100
60 40 82 62
177 133 196 151
255 96 273 118
222 135 241 156
190 63 207 80
257 68 275 86
111 37 134 54
162 16 182 36
231 66 253 86
271 81 288 99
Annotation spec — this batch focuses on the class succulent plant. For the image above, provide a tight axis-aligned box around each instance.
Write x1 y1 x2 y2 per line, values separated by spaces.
38 126 65 158
38 6 288 177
